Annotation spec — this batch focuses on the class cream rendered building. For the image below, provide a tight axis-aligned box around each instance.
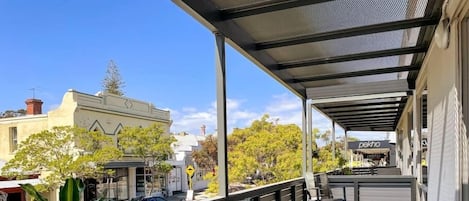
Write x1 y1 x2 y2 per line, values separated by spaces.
0 89 171 200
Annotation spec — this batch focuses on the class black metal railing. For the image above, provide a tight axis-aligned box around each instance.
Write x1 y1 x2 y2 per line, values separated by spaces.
204 167 413 201
207 177 306 201
328 175 416 201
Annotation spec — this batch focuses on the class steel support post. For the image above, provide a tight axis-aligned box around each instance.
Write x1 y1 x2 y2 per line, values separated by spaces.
344 130 349 163
302 99 308 174
307 101 313 172
215 32 228 198
332 122 336 160
412 91 422 201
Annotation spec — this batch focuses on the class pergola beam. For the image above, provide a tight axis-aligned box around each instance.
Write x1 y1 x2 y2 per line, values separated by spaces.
312 91 407 104
343 122 395 127
331 111 397 118
278 46 427 70
220 0 333 19
340 116 396 123
289 65 420 83
258 17 439 50
327 106 399 115
335 113 398 120
319 100 401 110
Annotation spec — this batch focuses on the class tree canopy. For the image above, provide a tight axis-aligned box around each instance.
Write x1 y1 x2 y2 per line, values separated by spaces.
192 135 217 170
228 115 303 185
195 115 349 194
102 60 125 96
0 109 26 118
1 126 122 191
118 123 176 195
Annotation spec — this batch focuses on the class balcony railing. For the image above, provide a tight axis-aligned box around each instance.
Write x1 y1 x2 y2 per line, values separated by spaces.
328 175 416 201
207 177 306 201
203 173 416 201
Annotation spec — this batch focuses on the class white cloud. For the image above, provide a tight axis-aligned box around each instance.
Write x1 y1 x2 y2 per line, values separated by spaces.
266 94 302 113
182 107 197 113
170 98 251 135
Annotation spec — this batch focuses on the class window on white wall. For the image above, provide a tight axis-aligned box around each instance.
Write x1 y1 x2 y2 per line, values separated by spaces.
9 127 17 152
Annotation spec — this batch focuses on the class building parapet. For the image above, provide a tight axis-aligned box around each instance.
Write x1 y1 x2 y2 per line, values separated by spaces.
69 89 170 121
0 114 48 124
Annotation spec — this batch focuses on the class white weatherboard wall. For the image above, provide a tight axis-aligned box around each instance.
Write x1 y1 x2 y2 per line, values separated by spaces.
395 1 469 200
396 108 414 176
419 15 461 201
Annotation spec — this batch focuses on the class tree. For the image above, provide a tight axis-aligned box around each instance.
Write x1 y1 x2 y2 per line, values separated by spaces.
102 60 125 96
118 123 176 196
1 126 122 191
228 115 303 185
0 109 26 118
192 135 217 170
320 130 331 145
198 115 351 194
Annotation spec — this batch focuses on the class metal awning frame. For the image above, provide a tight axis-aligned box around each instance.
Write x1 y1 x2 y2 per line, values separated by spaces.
173 0 444 196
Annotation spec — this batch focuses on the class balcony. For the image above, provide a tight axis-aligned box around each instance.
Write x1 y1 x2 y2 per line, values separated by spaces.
203 170 416 201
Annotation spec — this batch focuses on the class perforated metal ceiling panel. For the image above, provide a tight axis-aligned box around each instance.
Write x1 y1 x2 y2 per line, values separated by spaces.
174 0 443 131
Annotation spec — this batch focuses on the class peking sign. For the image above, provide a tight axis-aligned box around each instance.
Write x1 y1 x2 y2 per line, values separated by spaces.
348 140 391 150
358 141 381 149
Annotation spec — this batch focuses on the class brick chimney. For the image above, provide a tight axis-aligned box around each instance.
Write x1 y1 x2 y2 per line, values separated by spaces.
25 99 43 115
201 125 206 136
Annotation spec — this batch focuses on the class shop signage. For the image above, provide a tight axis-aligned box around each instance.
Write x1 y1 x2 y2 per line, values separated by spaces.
358 141 381 148
348 140 391 150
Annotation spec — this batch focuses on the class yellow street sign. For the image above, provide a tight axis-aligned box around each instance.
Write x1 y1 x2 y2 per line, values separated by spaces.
186 165 195 177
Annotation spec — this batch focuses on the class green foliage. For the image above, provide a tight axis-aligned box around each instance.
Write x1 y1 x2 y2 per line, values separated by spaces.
198 115 350 194
102 60 125 96
118 123 176 166
1 126 122 191
228 115 303 185
20 178 85 201
20 183 48 201
59 178 84 201
118 123 176 194
203 167 218 194
313 141 347 173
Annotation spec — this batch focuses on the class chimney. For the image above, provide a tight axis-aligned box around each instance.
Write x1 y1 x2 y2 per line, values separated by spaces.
25 99 43 115
201 125 206 136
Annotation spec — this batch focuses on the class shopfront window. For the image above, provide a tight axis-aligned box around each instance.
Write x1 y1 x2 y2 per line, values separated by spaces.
136 167 167 197
96 168 129 201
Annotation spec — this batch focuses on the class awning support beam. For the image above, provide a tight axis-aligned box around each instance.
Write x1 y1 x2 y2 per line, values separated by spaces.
221 0 333 19
336 114 398 121
327 106 400 115
277 46 427 70
289 65 420 83
320 100 402 110
258 17 439 50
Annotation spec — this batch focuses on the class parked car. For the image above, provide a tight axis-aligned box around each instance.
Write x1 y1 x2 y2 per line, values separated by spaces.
130 194 166 201
141 196 166 201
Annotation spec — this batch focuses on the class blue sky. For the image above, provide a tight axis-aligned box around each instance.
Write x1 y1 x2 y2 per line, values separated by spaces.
0 1 390 141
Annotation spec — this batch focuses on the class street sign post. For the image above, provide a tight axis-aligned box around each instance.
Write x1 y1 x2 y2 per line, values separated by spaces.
186 165 196 201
